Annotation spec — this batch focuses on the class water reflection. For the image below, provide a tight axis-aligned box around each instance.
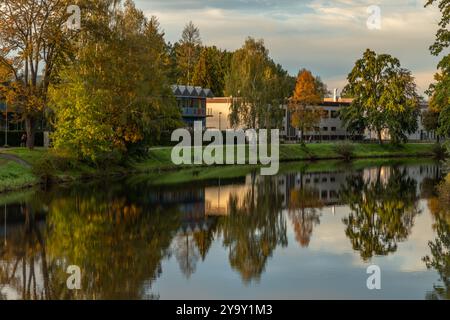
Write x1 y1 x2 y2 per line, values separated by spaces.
0 162 446 299
424 177 450 300
340 167 420 261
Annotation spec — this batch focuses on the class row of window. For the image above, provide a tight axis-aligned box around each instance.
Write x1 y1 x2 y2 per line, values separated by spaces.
177 98 206 109
322 110 340 119
305 177 337 184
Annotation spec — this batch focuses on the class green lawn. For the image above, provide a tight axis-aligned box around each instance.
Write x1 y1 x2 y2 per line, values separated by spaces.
136 143 436 172
0 158 37 193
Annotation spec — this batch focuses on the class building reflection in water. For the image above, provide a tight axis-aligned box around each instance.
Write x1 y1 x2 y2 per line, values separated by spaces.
0 162 445 299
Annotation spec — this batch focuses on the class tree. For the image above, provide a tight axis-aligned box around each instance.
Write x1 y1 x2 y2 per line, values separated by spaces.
225 37 291 129
176 21 202 85
341 49 420 144
422 110 441 141
49 0 181 163
192 46 231 96
289 69 323 144
425 1 450 139
0 0 74 149
425 0 449 57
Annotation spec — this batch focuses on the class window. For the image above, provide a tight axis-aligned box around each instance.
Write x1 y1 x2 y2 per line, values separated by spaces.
331 110 339 118
321 190 328 199
322 110 330 118
323 127 328 131
331 127 337 132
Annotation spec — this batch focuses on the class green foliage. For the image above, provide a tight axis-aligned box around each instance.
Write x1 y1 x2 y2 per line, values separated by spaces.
425 1 450 139
431 143 449 160
175 21 202 85
425 0 450 57
333 141 355 161
225 37 292 129
49 1 181 164
341 49 420 144
192 46 232 96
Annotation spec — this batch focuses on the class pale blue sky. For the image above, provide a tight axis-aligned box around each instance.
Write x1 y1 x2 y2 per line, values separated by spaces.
135 0 445 95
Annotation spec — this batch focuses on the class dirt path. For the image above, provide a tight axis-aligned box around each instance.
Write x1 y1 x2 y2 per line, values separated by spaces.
0 152 32 168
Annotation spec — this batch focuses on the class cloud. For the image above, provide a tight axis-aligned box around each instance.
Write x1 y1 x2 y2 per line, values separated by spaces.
137 0 443 95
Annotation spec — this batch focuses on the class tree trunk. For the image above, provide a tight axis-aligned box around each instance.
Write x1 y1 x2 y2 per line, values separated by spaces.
377 130 383 145
300 126 304 144
25 116 36 149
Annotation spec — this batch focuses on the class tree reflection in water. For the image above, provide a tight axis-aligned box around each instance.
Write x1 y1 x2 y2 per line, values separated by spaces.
217 174 287 284
424 176 450 300
340 166 420 261
0 202 50 300
0 163 446 299
0 186 183 300
288 187 323 248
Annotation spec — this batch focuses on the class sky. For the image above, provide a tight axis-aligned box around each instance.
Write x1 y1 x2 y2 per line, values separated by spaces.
134 0 446 96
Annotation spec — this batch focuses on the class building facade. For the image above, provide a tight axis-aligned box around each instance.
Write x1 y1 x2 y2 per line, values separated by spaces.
172 85 214 129
206 96 438 142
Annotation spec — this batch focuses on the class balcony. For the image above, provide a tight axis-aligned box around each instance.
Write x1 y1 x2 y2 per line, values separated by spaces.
182 108 213 118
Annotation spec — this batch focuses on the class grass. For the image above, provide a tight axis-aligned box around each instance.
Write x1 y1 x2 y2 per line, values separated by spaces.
0 159 37 193
0 143 440 193
136 143 436 172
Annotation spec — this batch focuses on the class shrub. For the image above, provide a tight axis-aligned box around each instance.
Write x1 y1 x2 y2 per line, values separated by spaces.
31 153 56 185
431 143 448 160
334 141 355 161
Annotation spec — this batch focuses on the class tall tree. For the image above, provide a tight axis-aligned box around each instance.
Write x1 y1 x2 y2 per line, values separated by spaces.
289 69 323 144
425 1 450 139
225 37 289 129
49 0 181 162
425 0 449 57
192 46 231 96
176 21 202 85
0 0 74 148
341 49 420 144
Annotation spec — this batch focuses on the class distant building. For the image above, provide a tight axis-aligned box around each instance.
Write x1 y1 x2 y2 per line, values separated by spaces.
172 85 214 129
0 101 47 146
281 97 356 141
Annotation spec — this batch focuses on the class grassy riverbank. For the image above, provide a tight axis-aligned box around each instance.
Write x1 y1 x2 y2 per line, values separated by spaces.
0 143 440 193
135 143 437 171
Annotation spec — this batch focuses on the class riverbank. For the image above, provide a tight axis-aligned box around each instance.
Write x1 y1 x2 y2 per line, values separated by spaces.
0 143 441 193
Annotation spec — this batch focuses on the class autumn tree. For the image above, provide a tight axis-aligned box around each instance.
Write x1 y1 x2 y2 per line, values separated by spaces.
176 21 202 85
289 69 323 144
0 0 74 148
341 49 420 144
225 37 291 129
49 0 181 163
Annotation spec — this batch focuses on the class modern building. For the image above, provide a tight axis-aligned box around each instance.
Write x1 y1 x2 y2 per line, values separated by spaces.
205 97 235 130
0 101 48 146
206 94 438 142
172 85 214 129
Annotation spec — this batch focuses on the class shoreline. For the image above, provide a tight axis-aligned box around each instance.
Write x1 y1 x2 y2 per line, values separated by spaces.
0 143 442 195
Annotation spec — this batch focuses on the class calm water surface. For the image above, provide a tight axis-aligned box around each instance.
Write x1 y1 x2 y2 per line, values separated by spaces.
0 161 449 300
